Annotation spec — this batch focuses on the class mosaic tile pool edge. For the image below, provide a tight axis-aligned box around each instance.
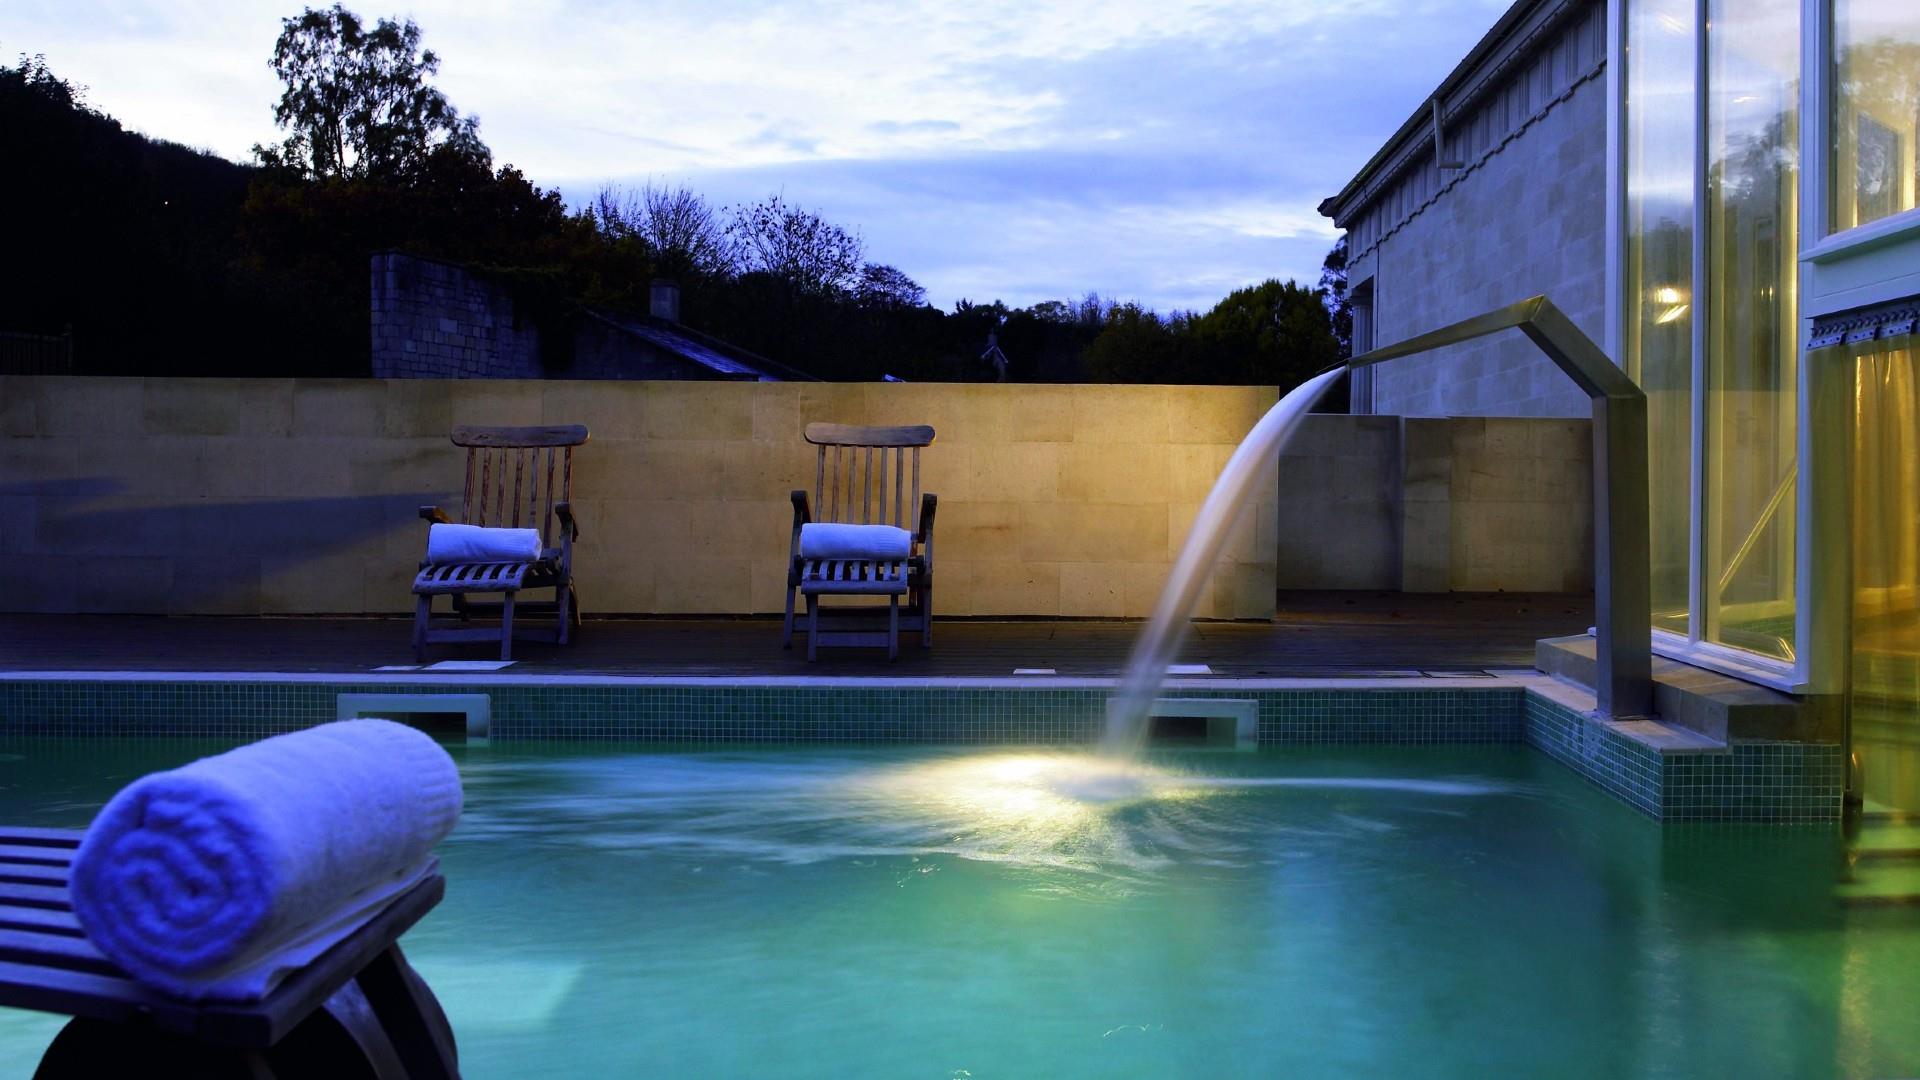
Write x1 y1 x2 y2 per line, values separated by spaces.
0 681 1525 745
0 680 1843 821
1521 693 1843 823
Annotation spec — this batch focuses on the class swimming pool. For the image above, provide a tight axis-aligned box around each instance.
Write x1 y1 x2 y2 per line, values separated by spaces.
2 739 1915 1077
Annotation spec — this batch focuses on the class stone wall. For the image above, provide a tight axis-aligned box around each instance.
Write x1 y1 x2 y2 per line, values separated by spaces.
0 376 1280 619
370 252 543 379
1276 415 1593 593
1342 1 1608 418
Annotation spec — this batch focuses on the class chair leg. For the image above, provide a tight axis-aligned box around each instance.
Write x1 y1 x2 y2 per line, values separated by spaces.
888 595 900 661
353 945 460 1080
499 591 516 662
782 583 797 649
922 585 934 647
556 582 572 646
413 594 431 664
806 593 819 662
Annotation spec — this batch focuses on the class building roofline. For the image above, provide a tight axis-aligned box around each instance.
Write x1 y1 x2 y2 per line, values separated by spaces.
378 249 819 381
1317 0 1592 227
582 308 821 382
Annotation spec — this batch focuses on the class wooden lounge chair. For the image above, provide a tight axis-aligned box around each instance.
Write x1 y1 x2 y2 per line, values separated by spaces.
0 826 459 1078
414 424 588 662
783 423 938 660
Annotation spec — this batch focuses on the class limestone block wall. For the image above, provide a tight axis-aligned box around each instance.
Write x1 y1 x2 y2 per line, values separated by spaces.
1345 11 1608 419
370 252 542 379
1276 415 1593 593
0 376 1277 619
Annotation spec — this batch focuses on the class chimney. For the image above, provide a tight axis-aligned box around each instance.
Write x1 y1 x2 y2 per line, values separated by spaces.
649 278 681 323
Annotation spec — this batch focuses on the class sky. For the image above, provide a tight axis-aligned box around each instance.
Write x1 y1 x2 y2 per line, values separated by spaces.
7 0 1512 312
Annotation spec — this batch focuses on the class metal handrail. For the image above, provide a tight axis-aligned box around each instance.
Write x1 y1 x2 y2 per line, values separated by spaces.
1343 295 1655 719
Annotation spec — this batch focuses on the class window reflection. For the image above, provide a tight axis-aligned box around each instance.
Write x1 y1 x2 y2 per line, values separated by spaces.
1704 0 1798 661
1832 0 1920 232
1625 0 1697 637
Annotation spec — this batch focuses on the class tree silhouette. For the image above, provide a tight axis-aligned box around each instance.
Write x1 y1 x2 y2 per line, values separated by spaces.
255 5 486 180
726 194 863 298
594 182 735 279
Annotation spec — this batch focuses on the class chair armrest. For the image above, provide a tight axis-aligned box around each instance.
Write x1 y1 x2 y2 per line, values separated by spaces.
788 491 811 572
419 505 451 525
915 493 937 562
554 501 580 541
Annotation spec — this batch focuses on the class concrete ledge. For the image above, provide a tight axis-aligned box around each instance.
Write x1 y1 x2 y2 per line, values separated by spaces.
1536 635 1841 743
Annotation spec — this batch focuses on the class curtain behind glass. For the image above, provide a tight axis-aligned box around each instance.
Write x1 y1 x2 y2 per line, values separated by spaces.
1849 339 1920 812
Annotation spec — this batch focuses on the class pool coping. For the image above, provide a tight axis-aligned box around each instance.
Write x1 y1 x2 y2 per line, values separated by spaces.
0 668 1842 823
0 669 1523 690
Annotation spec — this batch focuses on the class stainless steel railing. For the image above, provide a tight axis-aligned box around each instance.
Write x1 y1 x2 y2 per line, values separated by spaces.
1342 295 1655 719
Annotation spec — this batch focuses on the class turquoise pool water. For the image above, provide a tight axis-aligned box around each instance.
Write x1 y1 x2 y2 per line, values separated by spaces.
2 739 1917 1078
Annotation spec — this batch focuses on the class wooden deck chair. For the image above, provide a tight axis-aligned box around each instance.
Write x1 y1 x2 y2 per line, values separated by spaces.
3 826 459 1078
413 424 588 662
784 423 938 660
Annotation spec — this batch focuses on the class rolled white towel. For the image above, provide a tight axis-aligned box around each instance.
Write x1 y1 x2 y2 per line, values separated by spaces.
798 523 912 560
69 720 463 1002
427 522 542 564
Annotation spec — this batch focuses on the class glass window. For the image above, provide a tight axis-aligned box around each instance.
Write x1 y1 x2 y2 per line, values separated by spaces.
1703 0 1799 662
1831 0 1920 232
1625 0 1697 638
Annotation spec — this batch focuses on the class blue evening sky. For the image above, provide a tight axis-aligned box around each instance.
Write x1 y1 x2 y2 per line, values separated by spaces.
7 0 1510 311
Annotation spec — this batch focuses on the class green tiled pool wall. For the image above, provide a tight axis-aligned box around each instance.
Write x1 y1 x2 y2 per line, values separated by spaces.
0 680 1841 820
1660 745 1845 824
1522 693 1844 823
0 682 1523 744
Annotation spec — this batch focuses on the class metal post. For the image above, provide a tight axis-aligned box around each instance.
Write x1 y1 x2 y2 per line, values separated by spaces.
1347 295 1655 719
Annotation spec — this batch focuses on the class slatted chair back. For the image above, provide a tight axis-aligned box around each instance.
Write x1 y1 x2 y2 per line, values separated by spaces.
805 423 936 534
451 425 590 548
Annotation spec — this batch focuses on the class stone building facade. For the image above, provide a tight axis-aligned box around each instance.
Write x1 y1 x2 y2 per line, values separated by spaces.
1320 0 1607 418
369 251 801 381
369 252 544 379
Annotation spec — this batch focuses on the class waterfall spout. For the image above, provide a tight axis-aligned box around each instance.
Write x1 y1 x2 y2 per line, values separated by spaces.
1102 367 1345 753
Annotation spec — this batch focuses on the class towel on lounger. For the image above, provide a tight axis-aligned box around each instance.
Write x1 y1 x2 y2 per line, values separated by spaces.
798 523 912 560
69 719 463 1002
426 522 542 564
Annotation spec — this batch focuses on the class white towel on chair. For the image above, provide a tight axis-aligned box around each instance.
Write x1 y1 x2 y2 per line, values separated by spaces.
799 523 912 560
426 522 542 564
69 720 463 1002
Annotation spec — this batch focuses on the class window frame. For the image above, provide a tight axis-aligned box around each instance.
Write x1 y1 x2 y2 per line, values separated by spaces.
1608 0 1824 693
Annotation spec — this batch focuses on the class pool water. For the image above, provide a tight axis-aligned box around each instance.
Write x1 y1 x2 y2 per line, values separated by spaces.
3 739 1918 1078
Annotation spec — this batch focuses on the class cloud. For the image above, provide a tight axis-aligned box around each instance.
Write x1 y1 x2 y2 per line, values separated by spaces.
12 0 1513 310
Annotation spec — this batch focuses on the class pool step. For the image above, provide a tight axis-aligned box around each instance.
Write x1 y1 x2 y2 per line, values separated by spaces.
1837 864 1920 906
1852 822 1920 859
1841 820 1920 906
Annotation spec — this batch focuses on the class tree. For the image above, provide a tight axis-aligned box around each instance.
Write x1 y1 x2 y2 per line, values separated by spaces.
256 4 486 180
1192 278 1343 386
1318 235 1352 358
2 52 87 112
1083 303 1184 382
726 194 863 297
855 263 926 309
594 181 735 278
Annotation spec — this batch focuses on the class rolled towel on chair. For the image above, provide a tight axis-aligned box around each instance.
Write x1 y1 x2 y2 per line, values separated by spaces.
798 523 912 560
70 719 463 1002
426 522 542 564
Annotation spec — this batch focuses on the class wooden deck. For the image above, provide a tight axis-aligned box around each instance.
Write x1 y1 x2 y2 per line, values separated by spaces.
0 592 1593 678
